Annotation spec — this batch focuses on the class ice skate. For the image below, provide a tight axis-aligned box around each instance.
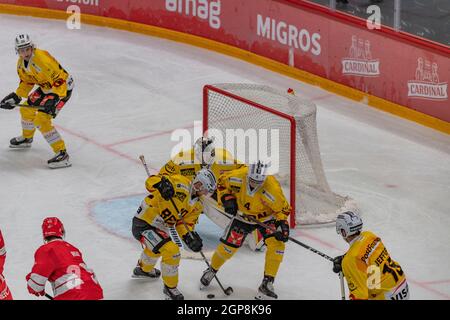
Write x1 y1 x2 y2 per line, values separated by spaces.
163 285 184 300
48 150 71 169
200 267 216 290
131 266 161 279
255 276 278 300
9 136 33 149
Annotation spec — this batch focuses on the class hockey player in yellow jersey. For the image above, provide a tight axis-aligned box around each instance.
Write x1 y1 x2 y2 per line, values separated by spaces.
0 34 73 168
333 211 409 300
199 161 291 299
158 136 273 251
131 169 217 300
159 136 244 183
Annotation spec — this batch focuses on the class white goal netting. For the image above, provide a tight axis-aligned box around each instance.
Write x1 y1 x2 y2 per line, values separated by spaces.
204 83 357 226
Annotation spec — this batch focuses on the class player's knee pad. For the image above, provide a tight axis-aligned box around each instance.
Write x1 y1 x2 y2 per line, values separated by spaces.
141 228 172 255
159 241 181 262
211 243 238 271
141 248 159 263
264 237 285 278
218 243 238 260
159 242 181 288
20 106 36 119
139 248 160 272
33 112 52 131
265 237 285 263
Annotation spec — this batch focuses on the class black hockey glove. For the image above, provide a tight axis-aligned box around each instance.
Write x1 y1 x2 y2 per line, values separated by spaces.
153 176 175 200
333 255 344 274
274 220 290 242
183 231 203 252
38 94 60 118
27 88 61 118
0 92 21 109
221 194 238 216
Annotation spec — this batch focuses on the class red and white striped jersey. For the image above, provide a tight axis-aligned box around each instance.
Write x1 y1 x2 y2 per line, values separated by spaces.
26 239 103 300
0 230 12 300
0 230 5 274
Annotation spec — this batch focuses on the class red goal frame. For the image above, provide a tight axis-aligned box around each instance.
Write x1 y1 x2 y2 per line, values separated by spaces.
203 85 297 227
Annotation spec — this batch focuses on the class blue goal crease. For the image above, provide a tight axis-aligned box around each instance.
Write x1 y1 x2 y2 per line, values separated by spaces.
90 195 222 249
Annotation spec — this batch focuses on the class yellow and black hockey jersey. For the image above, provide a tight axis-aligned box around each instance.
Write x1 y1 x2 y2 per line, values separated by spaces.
135 174 202 238
16 48 70 98
217 167 291 223
342 231 408 300
159 148 244 182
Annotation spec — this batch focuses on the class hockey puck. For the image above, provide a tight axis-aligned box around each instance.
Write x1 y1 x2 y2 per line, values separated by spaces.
225 287 234 295
207 294 215 299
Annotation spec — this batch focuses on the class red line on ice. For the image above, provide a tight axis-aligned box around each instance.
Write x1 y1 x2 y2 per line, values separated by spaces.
106 123 195 147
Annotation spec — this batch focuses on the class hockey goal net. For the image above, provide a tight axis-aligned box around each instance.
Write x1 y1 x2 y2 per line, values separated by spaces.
203 83 357 227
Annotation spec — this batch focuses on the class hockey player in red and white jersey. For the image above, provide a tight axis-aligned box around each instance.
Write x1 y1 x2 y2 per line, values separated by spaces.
26 217 103 300
0 229 13 300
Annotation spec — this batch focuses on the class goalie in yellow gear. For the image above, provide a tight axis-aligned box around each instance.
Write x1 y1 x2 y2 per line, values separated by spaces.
199 161 291 299
159 136 244 183
332 211 409 300
160 136 266 251
131 169 216 300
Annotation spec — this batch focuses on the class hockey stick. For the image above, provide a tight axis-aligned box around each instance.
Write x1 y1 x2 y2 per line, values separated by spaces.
45 293 54 300
214 208 335 261
169 197 233 296
8 103 46 110
208 203 346 299
240 213 346 300
138 155 232 296
139 155 152 177
137 155 210 260
339 272 346 300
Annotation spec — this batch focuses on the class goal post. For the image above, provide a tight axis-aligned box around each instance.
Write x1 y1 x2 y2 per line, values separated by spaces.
203 83 357 227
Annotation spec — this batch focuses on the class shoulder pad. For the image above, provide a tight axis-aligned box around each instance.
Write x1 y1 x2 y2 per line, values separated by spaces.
164 162 177 174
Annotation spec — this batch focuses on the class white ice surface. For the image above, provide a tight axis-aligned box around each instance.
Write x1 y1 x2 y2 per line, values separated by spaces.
0 14 449 300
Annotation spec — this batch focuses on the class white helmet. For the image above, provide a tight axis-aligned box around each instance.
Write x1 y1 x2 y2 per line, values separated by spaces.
248 160 270 186
194 136 216 166
15 34 34 53
192 168 217 197
336 211 363 238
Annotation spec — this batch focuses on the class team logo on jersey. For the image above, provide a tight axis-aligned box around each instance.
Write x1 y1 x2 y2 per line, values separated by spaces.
175 191 187 203
227 230 244 246
180 168 196 176
407 58 448 100
348 282 356 291
342 36 380 77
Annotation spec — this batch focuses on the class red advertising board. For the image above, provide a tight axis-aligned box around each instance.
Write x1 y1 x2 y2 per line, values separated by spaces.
1 0 448 122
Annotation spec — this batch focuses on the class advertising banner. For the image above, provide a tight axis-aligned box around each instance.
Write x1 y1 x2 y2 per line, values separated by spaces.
1 0 448 122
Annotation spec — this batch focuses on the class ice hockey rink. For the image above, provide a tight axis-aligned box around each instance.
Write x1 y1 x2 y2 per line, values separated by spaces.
0 14 449 300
